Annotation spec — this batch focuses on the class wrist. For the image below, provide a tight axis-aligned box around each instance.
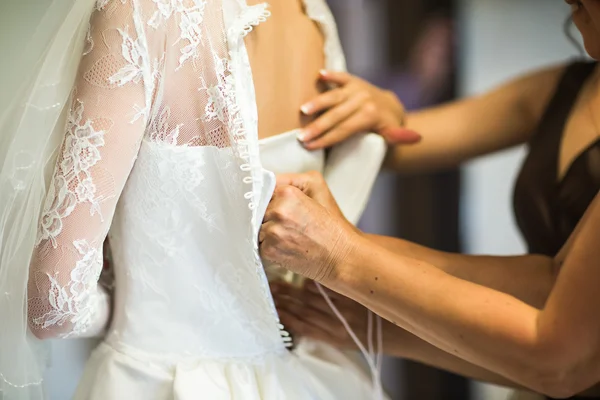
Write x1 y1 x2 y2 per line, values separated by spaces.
322 229 369 292
382 89 405 126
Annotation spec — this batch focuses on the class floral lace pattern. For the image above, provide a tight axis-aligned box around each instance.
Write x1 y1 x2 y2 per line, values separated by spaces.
174 1 206 69
147 0 207 69
83 25 94 56
201 60 235 125
96 0 127 12
109 28 145 86
33 240 104 337
37 100 107 247
148 106 182 145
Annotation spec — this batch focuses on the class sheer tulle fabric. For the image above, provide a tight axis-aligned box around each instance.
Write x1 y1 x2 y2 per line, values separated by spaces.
0 1 96 397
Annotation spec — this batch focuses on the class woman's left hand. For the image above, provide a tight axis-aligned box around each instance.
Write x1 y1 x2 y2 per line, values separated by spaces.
259 172 358 284
271 281 373 349
298 70 421 149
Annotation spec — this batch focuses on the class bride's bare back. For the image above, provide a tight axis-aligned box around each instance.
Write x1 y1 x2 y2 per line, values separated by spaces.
245 0 326 139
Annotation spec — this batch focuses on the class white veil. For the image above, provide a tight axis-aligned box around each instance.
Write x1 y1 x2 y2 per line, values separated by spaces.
0 0 96 398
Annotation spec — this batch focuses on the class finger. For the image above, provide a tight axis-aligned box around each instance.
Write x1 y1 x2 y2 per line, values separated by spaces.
278 299 347 339
277 309 313 338
262 197 283 223
380 127 422 144
280 292 341 326
300 87 348 117
270 281 291 295
275 173 328 203
275 283 366 330
275 286 336 316
274 293 306 309
275 174 310 192
301 93 366 143
319 70 353 86
277 309 331 343
272 282 330 307
302 286 359 318
304 112 369 150
263 186 300 222
304 283 366 317
258 220 275 242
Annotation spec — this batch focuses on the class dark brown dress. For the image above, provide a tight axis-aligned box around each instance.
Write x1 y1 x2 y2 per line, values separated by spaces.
513 61 600 399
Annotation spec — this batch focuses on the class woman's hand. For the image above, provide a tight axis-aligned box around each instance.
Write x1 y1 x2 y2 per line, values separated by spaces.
275 171 344 219
272 281 378 349
299 70 421 149
259 171 359 284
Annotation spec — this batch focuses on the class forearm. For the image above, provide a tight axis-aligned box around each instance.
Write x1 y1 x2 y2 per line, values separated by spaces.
383 296 600 395
384 98 527 174
327 237 557 394
71 286 111 339
385 64 565 174
365 234 555 308
381 321 523 389
28 282 111 339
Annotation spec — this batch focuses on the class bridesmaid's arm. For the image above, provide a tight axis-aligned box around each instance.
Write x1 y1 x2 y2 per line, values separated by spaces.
365 234 556 309
325 193 600 398
296 65 565 174
262 172 600 398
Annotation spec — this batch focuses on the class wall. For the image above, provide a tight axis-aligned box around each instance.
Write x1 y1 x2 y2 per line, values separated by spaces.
457 0 581 398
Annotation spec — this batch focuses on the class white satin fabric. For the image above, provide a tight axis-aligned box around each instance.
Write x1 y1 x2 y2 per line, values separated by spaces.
73 130 385 399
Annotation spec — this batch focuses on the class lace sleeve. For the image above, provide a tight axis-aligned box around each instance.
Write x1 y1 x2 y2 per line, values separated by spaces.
27 1 151 339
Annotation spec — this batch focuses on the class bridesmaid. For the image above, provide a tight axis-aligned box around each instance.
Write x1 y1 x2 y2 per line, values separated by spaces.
264 1 600 398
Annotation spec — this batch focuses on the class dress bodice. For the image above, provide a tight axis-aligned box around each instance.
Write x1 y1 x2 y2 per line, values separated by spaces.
106 130 324 359
259 129 325 174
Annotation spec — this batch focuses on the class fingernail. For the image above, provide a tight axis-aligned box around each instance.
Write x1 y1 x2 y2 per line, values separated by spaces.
385 128 422 144
319 69 327 76
296 130 306 142
300 104 312 114
302 140 316 150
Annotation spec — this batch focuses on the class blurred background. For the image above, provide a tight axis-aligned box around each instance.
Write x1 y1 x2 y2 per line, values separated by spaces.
0 0 584 398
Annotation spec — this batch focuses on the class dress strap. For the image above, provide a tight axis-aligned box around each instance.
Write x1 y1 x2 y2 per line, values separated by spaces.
532 61 597 149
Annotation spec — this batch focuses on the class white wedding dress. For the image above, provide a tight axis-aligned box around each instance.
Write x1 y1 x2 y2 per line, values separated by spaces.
23 0 387 398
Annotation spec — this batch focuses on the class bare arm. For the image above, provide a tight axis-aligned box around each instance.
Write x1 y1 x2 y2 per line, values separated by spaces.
275 236 556 390
325 193 600 398
365 234 555 309
262 173 600 398
386 65 566 173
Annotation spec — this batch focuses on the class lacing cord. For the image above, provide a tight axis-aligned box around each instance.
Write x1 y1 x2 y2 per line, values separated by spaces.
315 282 384 399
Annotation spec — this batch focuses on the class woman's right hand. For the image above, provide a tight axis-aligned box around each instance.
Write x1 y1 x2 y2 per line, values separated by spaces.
298 70 422 149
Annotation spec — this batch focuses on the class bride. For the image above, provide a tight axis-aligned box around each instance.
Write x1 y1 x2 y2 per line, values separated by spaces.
0 0 403 398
